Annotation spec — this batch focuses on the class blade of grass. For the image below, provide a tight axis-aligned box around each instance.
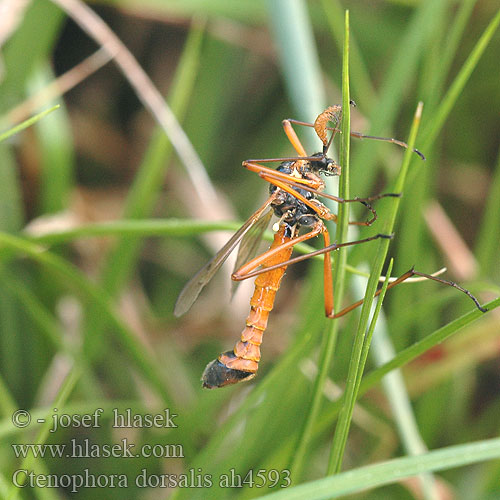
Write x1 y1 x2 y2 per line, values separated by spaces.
360 296 498 393
391 0 475 340
27 219 241 245
255 437 500 500
0 105 60 143
354 260 393 395
363 271 440 500
380 5 499 344
328 102 424 474
313 295 500 440
289 10 351 481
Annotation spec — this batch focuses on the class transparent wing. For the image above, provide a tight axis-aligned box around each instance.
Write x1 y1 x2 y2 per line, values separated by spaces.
174 196 276 317
230 208 273 298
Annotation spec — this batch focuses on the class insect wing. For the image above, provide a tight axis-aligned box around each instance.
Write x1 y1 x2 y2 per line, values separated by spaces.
231 208 272 297
174 197 276 317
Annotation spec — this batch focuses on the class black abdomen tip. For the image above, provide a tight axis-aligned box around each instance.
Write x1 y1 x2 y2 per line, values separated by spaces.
202 352 255 389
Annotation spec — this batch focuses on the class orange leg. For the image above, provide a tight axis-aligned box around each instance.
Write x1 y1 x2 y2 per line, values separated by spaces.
234 232 486 314
235 233 393 282
284 118 425 160
242 160 336 221
243 160 324 189
232 221 327 281
329 268 487 317
282 119 308 157
322 227 334 316
243 160 399 226
255 170 392 227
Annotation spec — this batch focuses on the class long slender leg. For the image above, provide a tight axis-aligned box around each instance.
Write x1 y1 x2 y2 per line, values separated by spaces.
232 221 327 281
243 160 337 221
284 118 425 160
243 161 388 225
322 227 335 316
255 170 393 227
254 169 398 205
233 233 393 281
243 160 324 190
238 243 486 314
282 119 308 157
329 268 487 318
245 162 400 226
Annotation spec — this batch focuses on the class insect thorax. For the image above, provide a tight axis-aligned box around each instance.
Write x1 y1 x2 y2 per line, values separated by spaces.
270 161 319 229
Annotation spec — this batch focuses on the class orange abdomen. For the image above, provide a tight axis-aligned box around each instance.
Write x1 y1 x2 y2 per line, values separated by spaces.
202 225 293 388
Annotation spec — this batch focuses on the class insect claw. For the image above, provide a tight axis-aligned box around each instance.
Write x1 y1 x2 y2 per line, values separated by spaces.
414 148 426 161
378 233 394 240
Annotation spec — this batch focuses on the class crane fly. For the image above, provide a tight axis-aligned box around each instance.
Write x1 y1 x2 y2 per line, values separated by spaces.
175 105 486 389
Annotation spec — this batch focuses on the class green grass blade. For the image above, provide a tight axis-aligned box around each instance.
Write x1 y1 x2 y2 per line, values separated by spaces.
29 66 74 214
360 296 499 394
289 10 351 481
315 295 500 437
0 143 24 233
255 437 500 499
328 102 424 474
354 259 394 395
364 270 439 500
27 219 242 245
0 105 60 143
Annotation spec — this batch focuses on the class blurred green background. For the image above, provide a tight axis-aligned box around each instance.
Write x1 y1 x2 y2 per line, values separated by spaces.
0 0 499 498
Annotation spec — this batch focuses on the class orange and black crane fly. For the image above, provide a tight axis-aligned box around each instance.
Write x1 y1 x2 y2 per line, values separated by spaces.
174 105 486 389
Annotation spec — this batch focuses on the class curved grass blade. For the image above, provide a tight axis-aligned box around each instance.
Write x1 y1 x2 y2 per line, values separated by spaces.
0 105 60 143
255 437 500 499
328 102 424 474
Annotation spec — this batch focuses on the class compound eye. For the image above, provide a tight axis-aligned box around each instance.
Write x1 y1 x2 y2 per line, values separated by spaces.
327 161 341 176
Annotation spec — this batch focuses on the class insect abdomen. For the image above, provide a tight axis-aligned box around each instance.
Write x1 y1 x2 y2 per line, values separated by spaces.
202 226 293 388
